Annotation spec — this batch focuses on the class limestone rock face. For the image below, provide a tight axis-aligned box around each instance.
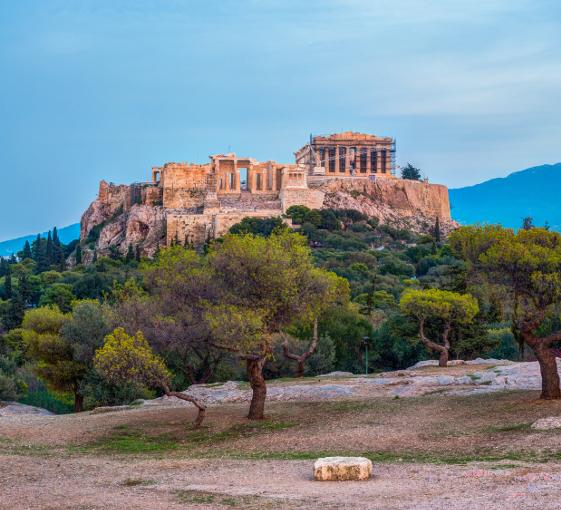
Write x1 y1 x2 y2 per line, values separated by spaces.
312 176 455 234
78 170 453 263
313 457 373 481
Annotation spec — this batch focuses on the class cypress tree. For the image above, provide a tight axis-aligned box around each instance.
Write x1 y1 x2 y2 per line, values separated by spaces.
0 257 6 277
4 265 12 299
126 244 134 263
434 217 441 244
31 234 41 261
46 231 54 266
75 244 82 265
135 245 141 262
92 250 98 263
22 240 32 260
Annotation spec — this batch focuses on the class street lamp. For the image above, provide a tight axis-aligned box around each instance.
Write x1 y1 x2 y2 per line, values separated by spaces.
362 336 370 375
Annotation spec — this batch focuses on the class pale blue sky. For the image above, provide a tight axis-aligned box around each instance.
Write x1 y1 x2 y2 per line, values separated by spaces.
1 0 560 240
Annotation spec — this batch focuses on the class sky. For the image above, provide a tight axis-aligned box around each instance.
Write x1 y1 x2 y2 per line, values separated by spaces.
1 0 560 240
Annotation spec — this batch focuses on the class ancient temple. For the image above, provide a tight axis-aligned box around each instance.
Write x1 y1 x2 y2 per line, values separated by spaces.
294 131 395 177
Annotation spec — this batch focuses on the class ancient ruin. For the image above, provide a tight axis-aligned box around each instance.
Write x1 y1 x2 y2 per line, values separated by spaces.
80 132 452 260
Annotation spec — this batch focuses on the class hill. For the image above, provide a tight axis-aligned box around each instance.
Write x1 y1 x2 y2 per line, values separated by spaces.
0 223 80 257
449 163 561 230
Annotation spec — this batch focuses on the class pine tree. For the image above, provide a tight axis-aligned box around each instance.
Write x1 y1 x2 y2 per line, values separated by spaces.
31 234 41 261
434 217 441 244
75 244 82 265
46 231 54 266
21 240 32 260
126 244 134 263
4 265 12 299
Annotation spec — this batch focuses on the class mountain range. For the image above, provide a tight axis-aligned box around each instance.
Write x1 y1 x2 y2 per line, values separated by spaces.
1 163 559 256
449 163 561 230
0 223 81 257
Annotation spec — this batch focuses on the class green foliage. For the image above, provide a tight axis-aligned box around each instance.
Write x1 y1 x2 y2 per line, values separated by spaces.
94 328 171 392
400 288 479 325
39 283 75 313
229 216 286 237
401 163 422 180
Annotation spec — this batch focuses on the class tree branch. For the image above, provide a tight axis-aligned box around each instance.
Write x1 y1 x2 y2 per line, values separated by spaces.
419 319 446 353
163 384 206 428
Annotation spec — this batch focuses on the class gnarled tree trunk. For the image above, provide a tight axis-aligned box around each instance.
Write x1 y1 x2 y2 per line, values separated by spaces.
531 342 561 399
74 392 84 413
419 319 450 367
246 357 267 420
163 384 206 427
282 319 319 377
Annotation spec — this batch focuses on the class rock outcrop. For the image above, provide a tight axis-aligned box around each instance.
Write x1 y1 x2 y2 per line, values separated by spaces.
312 176 455 234
79 157 453 260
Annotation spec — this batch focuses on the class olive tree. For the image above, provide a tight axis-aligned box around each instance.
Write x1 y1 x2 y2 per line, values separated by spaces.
400 288 479 366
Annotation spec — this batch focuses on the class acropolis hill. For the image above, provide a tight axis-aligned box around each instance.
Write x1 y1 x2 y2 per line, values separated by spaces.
80 132 452 260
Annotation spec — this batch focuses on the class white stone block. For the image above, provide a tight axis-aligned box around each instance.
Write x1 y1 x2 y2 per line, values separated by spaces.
313 456 372 481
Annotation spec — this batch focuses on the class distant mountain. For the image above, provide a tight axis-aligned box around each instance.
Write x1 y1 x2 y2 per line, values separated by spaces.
0 223 80 257
449 163 561 230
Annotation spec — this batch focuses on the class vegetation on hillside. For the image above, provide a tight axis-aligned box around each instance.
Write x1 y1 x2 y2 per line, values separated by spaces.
0 209 542 418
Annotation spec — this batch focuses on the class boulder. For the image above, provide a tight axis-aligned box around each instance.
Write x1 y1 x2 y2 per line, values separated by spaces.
313 457 372 481
531 416 561 430
0 402 54 416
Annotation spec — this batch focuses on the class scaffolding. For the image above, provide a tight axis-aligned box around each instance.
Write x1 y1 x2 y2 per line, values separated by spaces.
390 139 397 177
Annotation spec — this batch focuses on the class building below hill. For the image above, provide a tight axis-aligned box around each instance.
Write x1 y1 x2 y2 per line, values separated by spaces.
79 132 452 262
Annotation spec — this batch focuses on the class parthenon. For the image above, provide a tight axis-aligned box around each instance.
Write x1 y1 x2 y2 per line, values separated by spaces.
295 131 395 177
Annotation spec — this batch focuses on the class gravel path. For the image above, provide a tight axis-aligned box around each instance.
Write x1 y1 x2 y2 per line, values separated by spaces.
2 455 561 509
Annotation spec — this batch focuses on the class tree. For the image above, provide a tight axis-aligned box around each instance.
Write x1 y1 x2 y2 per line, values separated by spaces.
476 228 561 399
21 241 32 260
522 216 534 230
3 266 12 299
400 288 479 366
205 231 348 419
401 163 422 180
434 217 441 244
22 302 108 412
21 307 87 410
125 244 135 263
39 283 75 313
282 318 319 377
75 244 82 265
94 328 206 426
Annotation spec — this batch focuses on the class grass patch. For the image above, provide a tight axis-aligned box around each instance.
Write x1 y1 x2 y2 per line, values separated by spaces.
121 478 157 487
175 490 290 508
487 422 532 433
223 448 555 465
80 428 180 455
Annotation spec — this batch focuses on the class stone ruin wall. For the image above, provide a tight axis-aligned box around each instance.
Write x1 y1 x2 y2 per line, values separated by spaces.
79 132 453 259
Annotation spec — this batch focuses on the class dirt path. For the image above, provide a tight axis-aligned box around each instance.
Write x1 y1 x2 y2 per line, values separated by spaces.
2 454 561 510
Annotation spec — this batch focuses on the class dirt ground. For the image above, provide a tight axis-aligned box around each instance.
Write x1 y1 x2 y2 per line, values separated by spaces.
4 372 561 509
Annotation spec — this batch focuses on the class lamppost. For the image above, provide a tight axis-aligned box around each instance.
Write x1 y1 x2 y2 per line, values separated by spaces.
363 336 370 375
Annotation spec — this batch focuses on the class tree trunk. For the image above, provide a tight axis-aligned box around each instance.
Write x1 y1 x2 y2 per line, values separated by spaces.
534 345 561 399
164 387 206 427
438 349 449 367
246 357 267 420
74 392 84 413
295 360 305 378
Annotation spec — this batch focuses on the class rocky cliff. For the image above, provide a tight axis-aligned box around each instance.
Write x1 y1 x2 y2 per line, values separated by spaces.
311 176 454 234
79 176 453 261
